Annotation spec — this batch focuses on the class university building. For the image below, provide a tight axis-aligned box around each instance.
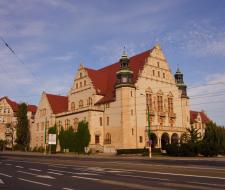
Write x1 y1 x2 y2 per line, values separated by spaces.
31 44 191 152
0 96 37 148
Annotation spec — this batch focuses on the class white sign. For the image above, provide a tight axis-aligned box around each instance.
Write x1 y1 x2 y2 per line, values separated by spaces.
48 134 56 145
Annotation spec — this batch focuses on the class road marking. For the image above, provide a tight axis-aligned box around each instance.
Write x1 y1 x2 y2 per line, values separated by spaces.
62 188 74 190
0 172 12 178
48 168 75 174
73 172 100 176
47 171 64 176
117 174 170 181
17 171 37 176
36 175 55 179
50 165 67 169
18 178 52 187
15 166 24 168
5 163 12 166
188 181 225 188
72 175 100 181
0 179 4 184
29 168 42 172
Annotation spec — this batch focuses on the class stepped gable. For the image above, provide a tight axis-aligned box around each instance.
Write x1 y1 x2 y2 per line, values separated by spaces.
85 49 153 104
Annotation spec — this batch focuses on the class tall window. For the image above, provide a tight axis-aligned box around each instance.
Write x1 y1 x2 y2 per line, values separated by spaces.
65 119 70 129
106 117 109 125
105 133 111 144
80 81 82 88
87 97 92 106
73 118 79 131
99 117 103 126
146 93 152 111
157 95 163 112
79 100 83 108
168 97 173 113
84 80 86 86
71 102 75 111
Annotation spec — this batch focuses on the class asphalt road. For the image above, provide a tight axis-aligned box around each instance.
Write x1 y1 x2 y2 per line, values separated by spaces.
1 153 225 190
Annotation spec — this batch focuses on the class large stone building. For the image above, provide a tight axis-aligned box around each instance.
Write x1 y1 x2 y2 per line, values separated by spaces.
31 44 191 152
0 96 37 148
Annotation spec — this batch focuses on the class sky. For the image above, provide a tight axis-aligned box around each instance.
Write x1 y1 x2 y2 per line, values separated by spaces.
0 0 225 125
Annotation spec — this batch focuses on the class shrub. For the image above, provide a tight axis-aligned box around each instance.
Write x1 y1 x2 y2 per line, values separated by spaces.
117 148 149 156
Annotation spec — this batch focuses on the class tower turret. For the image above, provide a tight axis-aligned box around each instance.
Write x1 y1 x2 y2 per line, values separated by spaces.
174 67 187 97
115 50 134 88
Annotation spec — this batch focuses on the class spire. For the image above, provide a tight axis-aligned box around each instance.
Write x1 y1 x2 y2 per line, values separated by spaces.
174 66 188 97
119 47 129 69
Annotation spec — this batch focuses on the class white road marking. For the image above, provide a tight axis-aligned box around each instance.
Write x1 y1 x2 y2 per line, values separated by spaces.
5 163 12 166
47 171 64 176
0 172 12 178
17 171 37 176
36 175 55 179
50 165 67 169
18 178 52 187
48 168 75 174
29 168 41 172
73 172 100 176
87 167 105 172
188 181 225 188
72 175 100 181
15 166 24 168
62 188 74 190
117 174 170 181
0 179 4 184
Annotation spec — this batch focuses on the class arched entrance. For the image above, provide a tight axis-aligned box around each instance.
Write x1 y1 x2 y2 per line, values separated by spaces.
150 133 157 148
171 133 179 144
161 133 169 150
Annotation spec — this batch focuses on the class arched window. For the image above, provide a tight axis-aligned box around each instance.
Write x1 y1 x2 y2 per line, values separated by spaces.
79 100 83 108
71 102 75 111
87 97 92 106
105 133 111 144
73 118 79 131
65 119 70 129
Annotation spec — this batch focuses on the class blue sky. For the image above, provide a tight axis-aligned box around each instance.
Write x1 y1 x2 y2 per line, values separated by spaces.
0 0 225 125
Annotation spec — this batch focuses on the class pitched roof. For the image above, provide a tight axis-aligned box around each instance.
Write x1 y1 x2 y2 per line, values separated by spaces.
0 96 37 114
86 49 153 104
45 93 68 114
190 111 210 124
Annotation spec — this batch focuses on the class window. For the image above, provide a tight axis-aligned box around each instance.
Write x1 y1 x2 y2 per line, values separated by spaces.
65 119 70 129
80 81 82 88
106 103 110 108
71 102 75 111
130 91 133 97
107 117 109 125
157 95 163 112
163 73 165 79
95 135 100 144
132 128 134 135
131 109 133 116
105 133 111 144
168 97 173 113
79 100 83 108
73 118 79 131
157 62 160 67
84 80 86 86
100 117 103 126
152 70 155 76
158 71 160 77
76 83 78 89
80 72 82 78
139 136 143 143
146 93 152 111
87 97 92 106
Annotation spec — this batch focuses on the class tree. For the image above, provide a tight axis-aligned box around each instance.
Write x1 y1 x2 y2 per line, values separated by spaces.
181 125 201 144
74 121 90 153
200 122 225 156
15 103 29 150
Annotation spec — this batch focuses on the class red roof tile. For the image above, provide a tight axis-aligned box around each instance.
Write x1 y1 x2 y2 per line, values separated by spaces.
27 105 37 114
190 111 210 124
45 93 68 114
86 49 153 104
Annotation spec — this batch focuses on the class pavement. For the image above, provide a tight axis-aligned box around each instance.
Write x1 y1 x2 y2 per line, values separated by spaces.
0 151 225 189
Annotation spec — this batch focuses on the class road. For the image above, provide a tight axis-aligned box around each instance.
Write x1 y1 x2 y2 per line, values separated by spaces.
1 153 225 190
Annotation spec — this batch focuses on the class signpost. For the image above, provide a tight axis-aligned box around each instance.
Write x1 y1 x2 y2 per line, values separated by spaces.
48 134 56 154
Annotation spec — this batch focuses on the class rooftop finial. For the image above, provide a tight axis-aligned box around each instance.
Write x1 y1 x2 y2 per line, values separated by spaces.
121 46 128 59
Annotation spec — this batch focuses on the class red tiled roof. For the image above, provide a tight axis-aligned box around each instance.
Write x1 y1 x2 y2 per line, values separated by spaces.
86 49 153 104
45 93 68 114
0 96 18 112
27 105 37 114
190 111 210 124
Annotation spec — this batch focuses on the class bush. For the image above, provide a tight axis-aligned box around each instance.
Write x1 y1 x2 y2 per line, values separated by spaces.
165 143 179 156
166 143 199 157
13 144 25 151
117 148 149 156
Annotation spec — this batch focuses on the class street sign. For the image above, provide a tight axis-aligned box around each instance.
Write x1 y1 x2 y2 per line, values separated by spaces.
48 134 56 145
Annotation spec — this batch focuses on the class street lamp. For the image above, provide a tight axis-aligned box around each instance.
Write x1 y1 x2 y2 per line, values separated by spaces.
140 93 152 158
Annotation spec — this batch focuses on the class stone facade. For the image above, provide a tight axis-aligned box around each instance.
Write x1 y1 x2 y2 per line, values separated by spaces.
31 44 191 152
0 97 37 148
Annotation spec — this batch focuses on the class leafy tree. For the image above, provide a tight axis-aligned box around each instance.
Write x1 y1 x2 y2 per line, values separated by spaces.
181 125 201 144
15 103 29 150
75 121 90 153
200 122 225 156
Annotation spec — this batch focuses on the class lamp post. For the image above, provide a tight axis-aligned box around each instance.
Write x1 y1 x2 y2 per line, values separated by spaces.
140 93 152 158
